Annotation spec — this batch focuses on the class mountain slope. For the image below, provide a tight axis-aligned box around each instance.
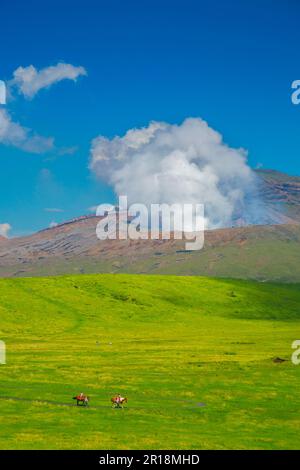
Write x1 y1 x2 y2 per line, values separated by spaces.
255 169 300 223
1 169 300 281
0 218 300 281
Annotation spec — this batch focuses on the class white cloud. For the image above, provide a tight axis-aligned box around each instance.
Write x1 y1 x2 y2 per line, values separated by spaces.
0 62 86 155
57 146 78 156
44 208 64 213
11 63 87 99
0 80 6 104
90 117 258 229
0 223 11 238
0 108 53 153
49 221 58 228
88 206 98 213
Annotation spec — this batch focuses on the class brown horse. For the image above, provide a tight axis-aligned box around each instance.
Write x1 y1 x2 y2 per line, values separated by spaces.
111 396 128 408
73 394 89 406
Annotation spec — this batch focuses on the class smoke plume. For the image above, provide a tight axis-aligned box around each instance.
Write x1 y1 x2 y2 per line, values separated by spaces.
90 117 259 229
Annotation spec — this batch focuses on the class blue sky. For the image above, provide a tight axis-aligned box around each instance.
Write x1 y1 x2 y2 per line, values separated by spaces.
0 0 300 236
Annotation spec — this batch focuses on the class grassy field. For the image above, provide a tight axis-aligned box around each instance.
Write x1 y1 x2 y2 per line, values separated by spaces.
0 273 300 449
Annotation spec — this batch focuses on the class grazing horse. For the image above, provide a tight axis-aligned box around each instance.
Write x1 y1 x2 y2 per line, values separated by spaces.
111 396 128 408
73 394 89 406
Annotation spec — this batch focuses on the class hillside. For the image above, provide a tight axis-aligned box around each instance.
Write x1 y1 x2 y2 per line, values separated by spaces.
255 169 300 223
1 273 300 449
0 169 300 281
1 221 300 281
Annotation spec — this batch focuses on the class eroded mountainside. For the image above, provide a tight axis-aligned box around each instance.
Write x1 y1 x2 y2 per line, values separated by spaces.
1 169 300 281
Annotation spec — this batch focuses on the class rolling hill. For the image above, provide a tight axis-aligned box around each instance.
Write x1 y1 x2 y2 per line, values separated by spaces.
0 273 300 449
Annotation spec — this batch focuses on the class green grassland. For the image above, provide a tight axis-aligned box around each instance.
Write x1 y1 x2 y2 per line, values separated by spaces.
0 273 300 449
